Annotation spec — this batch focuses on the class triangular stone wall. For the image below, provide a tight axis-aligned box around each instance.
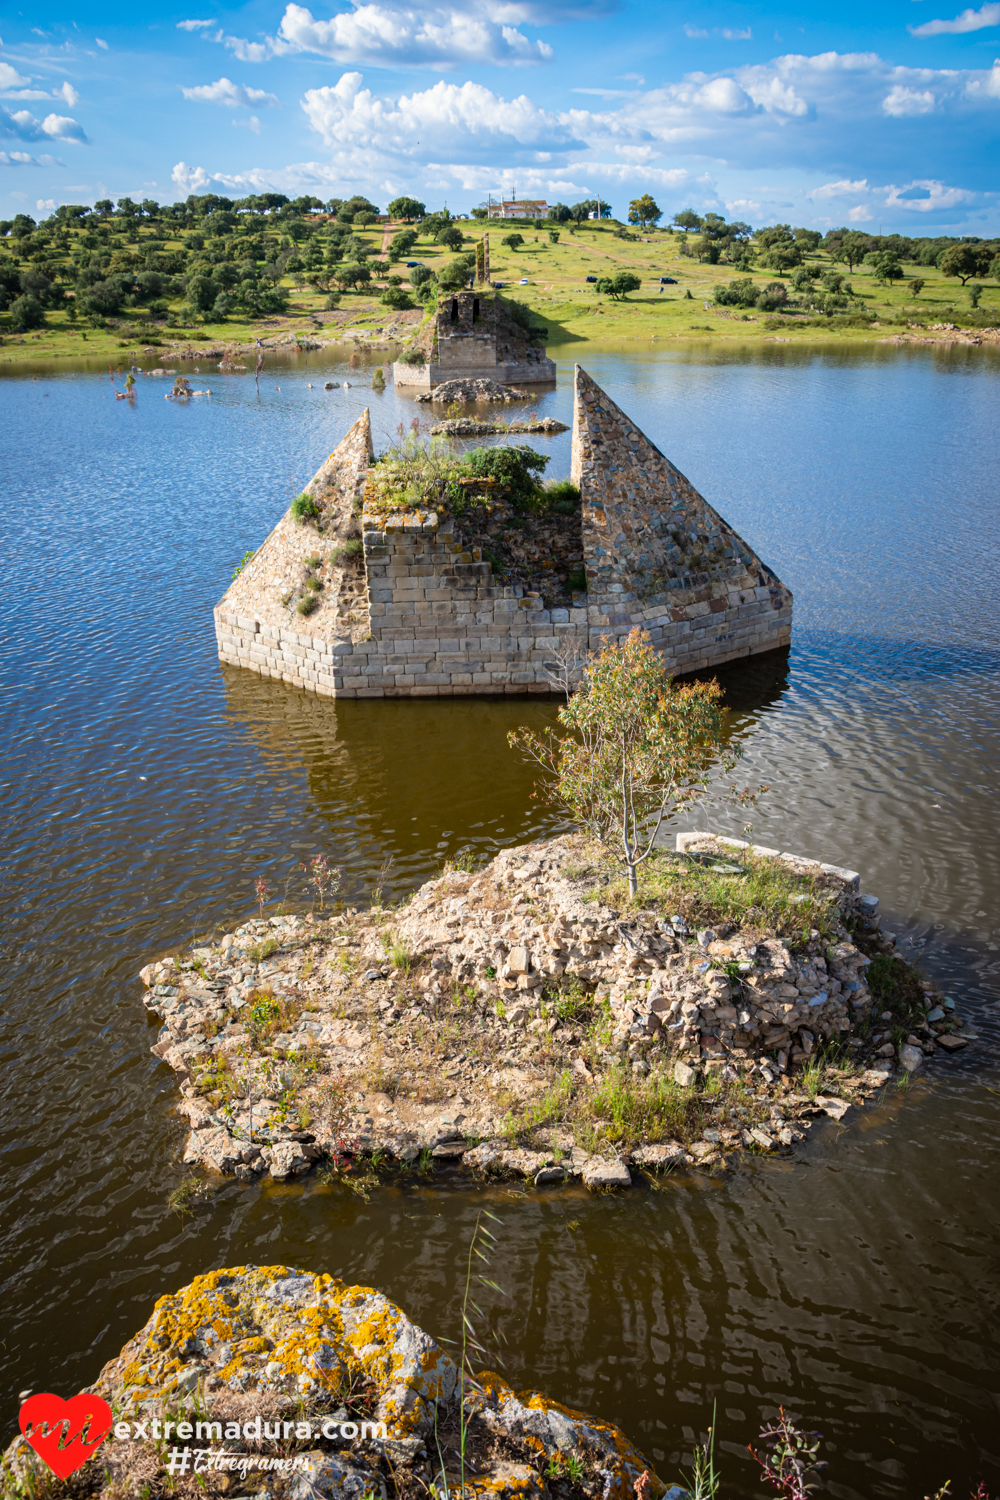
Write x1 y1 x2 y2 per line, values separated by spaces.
572 365 792 671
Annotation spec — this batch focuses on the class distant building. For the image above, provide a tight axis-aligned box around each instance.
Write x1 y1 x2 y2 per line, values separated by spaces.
486 197 548 220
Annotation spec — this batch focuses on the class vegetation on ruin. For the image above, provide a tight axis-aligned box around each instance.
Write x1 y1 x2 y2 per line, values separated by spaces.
364 428 573 521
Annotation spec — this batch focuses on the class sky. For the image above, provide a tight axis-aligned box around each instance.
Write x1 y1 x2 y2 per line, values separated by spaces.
2 0 999 234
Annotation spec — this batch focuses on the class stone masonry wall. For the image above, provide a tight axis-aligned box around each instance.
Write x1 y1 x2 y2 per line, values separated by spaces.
572 366 792 673
215 367 792 696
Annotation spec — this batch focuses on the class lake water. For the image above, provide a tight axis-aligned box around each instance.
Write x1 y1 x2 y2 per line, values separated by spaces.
1 340 999 1497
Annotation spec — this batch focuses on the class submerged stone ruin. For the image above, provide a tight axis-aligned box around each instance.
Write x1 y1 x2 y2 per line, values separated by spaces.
214 366 792 697
392 287 556 389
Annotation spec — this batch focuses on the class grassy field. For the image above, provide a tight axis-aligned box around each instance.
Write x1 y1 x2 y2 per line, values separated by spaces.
2 215 998 370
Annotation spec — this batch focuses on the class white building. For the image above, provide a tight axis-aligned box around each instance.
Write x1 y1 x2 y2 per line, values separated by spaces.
486 197 549 220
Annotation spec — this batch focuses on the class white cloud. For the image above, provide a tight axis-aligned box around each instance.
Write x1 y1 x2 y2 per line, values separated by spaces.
177 17 217 29
965 58 1000 96
848 204 872 221
182 76 280 108
301 72 579 158
883 178 974 210
172 160 213 192
36 196 56 211
95 38 108 49
910 2 1000 36
685 25 752 40
0 148 57 166
1 103 86 143
0 62 31 90
883 84 936 115
41 112 87 141
234 114 262 132
219 34 276 63
57 81 79 107
811 177 869 199
274 2 552 67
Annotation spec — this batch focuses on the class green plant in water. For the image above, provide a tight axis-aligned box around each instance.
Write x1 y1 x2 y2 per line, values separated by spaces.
749 1407 825 1498
685 1402 720 1500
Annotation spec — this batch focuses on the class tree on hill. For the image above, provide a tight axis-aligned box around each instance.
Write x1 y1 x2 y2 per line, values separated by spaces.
570 198 611 222
501 232 525 250
939 242 993 285
628 194 662 229
436 224 465 251
828 231 871 272
595 270 642 300
387 196 425 220
673 209 702 234
863 250 903 285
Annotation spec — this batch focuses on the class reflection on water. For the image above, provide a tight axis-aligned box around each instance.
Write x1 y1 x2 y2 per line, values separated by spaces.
0 343 998 1497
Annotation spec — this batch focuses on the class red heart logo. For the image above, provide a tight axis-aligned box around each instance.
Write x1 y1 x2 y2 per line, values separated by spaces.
19 1393 114 1479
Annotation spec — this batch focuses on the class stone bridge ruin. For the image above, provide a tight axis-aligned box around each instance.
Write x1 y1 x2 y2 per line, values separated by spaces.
214 366 792 697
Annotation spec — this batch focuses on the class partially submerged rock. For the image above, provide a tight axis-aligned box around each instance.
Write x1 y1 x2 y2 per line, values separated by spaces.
415 377 530 404
2 1264 664 1499
430 416 569 436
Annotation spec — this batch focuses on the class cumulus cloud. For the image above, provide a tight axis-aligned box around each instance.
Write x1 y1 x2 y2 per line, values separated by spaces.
172 160 213 192
0 62 32 91
177 17 217 28
57 81 80 106
883 84 936 115
910 2 1000 36
301 71 580 158
0 148 58 166
182 76 280 107
0 103 87 143
276 1 552 67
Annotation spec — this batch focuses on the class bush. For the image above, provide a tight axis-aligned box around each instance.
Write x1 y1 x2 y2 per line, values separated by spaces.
8 293 45 328
331 538 364 565
463 445 550 509
296 593 319 615
398 347 425 365
713 277 758 307
304 574 323 592
544 478 581 513
324 292 341 309
756 281 788 312
290 491 320 525
501 232 525 251
381 286 413 309
409 265 434 291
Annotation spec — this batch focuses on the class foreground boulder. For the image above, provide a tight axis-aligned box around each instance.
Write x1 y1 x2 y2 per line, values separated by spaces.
2 1265 663 1499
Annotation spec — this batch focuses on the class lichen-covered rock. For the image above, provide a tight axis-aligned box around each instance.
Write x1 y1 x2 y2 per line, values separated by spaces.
2 1265 667 1500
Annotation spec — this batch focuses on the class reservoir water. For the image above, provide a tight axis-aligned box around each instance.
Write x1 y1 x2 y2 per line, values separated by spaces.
1 341 999 1497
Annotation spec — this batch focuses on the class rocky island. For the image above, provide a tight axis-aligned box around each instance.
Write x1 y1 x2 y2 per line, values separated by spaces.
138 832 968 1190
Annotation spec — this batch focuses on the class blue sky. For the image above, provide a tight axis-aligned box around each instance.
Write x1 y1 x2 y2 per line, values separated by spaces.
2 0 999 233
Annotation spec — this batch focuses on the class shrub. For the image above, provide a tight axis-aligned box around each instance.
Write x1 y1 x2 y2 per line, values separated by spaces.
381 286 413 309
463 444 550 509
290 491 320 524
305 575 323 592
296 593 319 615
713 277 758 308
756 281 789 312
409 265 434 291
324 292 341 309
543 478 581 513
331 538 364 566
398 347 425 365
8 293 45 328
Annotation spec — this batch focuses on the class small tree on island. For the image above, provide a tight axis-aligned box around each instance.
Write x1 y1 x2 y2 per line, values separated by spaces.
508 629 758 896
